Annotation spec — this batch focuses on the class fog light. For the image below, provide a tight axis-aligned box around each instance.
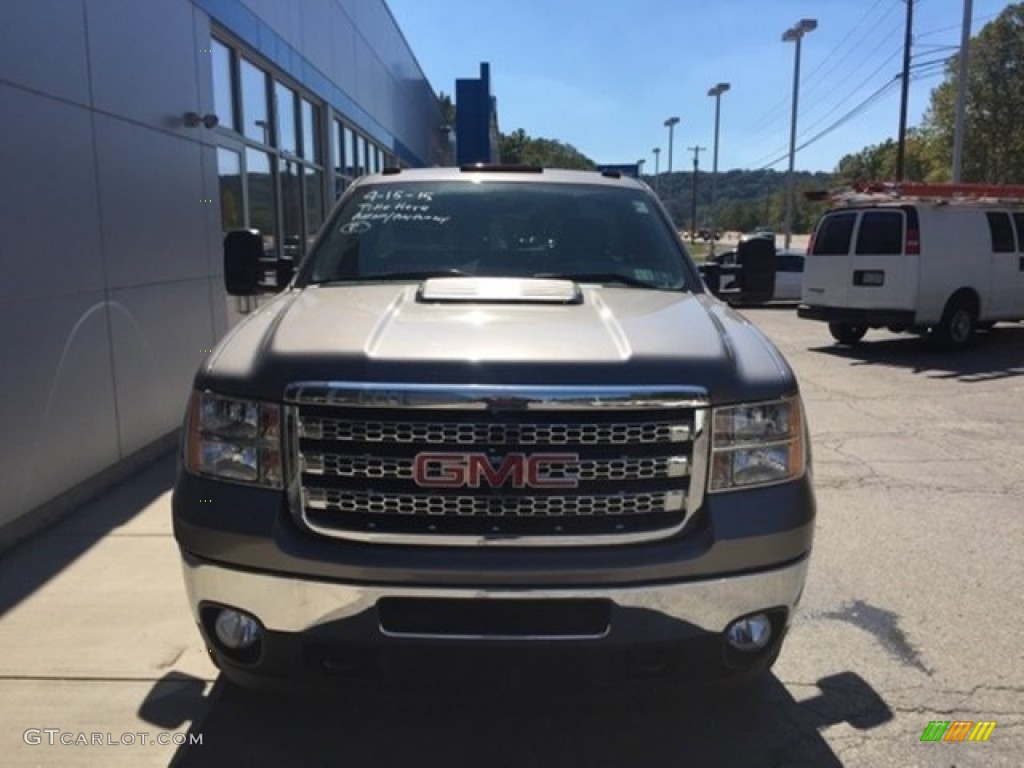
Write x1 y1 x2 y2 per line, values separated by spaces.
725 613 772 651
214 608 262 650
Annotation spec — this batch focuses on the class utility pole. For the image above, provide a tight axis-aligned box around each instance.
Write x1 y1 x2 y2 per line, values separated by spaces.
896 0 915 181
952 0 973 182
687 146 706 243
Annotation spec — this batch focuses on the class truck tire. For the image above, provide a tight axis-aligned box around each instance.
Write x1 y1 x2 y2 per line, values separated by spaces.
828 322 867 345
933 296 976 349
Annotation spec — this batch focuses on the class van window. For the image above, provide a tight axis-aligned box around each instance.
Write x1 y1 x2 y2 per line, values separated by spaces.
986 212 1016 253
855 211 903 255
778 253 804 272
1012 213 1024 253
812 212 856 255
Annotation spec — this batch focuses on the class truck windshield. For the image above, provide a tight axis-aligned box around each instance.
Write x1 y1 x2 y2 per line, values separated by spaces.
301 181 691 290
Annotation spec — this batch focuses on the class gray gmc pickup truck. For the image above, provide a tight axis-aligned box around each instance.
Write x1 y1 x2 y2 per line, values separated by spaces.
172 166 815 693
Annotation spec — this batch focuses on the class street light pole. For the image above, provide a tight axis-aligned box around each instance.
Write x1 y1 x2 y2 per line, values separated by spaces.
782 18 817 251
707 82 730 257
664 117 680 176
653 147 661 195
687 146 705 243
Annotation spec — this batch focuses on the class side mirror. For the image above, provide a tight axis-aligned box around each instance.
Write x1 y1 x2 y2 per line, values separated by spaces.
223 230 263 296
698 262 722 295
276 258 295 290
737 238 776 304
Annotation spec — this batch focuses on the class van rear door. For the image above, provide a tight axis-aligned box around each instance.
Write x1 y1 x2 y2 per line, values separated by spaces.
845 208 916 312
803 209 856 306
803 207 917 312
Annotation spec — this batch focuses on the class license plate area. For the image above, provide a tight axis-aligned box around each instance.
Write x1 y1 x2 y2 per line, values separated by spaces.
377 597 612 640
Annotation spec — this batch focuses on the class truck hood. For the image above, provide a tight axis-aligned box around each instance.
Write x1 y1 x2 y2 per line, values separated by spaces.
198 281 796 404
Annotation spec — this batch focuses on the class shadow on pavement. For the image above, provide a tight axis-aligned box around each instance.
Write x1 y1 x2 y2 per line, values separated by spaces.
0 452 174 617
146 668 892 767
810 324 1024 383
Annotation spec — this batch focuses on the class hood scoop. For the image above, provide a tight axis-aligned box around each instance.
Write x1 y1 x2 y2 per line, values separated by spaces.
417 276 583 304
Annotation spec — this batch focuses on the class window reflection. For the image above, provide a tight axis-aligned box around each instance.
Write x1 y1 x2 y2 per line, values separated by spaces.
344 126 356 177
275 82 297 154
240 58 269 144
216 148 243 232
301 99 319 162
212 40 235 132
304 167 324 237
331 119 340 172
356 134 366 176
281 158 302 262
245 148 276 255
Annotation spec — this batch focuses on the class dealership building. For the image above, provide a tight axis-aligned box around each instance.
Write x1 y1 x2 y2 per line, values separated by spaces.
0 0 497 545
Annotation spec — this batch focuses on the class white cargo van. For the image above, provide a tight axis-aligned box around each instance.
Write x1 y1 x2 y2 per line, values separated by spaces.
798 183 1024 348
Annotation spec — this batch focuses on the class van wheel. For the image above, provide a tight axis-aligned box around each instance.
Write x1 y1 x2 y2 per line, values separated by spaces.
828 322 867 344
934 298 976 349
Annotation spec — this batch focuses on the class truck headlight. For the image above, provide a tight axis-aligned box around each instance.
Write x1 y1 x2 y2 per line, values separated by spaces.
184 391 282 487
710 397 805 491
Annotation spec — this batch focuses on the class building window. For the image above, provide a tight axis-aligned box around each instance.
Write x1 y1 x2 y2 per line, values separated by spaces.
344 126 356 177
305 166 324 235
275 82 297 154
356 135 367 176
216 147 243 231
281 158 302 261
240 57 269 144
244 147 276 253
301 99 320 163
211 40 236 132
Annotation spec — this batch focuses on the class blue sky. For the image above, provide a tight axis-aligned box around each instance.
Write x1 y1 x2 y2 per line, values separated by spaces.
386 0 1012 173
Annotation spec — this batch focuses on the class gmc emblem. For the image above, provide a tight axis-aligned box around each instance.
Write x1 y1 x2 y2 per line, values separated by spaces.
412 452 579 489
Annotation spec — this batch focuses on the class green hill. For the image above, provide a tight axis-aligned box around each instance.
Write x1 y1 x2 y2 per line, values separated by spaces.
643 168 834 235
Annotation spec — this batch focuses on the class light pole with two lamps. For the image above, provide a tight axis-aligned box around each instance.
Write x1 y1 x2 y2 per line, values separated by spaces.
707 82 730 256
782 18 817 251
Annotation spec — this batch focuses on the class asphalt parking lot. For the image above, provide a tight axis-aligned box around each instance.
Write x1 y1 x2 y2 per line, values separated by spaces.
1 306 1021 767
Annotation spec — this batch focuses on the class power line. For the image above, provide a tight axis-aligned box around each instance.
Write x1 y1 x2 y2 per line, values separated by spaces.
915 11 998 39
742 42 903 170
739 11 906 162
736 0 899 151
800 0 902 99
755 77 902 170
753 55 946 173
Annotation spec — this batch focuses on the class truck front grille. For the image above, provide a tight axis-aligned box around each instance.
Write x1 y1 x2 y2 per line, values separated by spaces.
285 384 709 546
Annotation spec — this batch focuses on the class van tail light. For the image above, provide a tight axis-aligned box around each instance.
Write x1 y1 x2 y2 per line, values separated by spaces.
905 229 920 255
807 230 817 255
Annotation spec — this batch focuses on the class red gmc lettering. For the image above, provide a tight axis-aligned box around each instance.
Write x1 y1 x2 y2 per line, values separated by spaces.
412 452 578 489
467 454 524 488
413 453 466 488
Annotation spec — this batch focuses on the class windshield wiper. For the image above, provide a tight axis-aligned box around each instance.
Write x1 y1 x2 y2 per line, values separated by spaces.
312 269 468 284
533 272 663 289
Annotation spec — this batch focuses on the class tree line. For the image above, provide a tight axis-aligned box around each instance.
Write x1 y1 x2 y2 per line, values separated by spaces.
836 3 1024 185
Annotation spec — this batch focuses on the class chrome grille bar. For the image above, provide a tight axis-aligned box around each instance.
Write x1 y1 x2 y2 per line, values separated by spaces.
303 454 690 481
299 417 690 445
305 489 685 517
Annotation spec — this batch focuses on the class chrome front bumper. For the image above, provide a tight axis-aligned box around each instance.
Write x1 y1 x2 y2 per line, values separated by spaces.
181 553 809 637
